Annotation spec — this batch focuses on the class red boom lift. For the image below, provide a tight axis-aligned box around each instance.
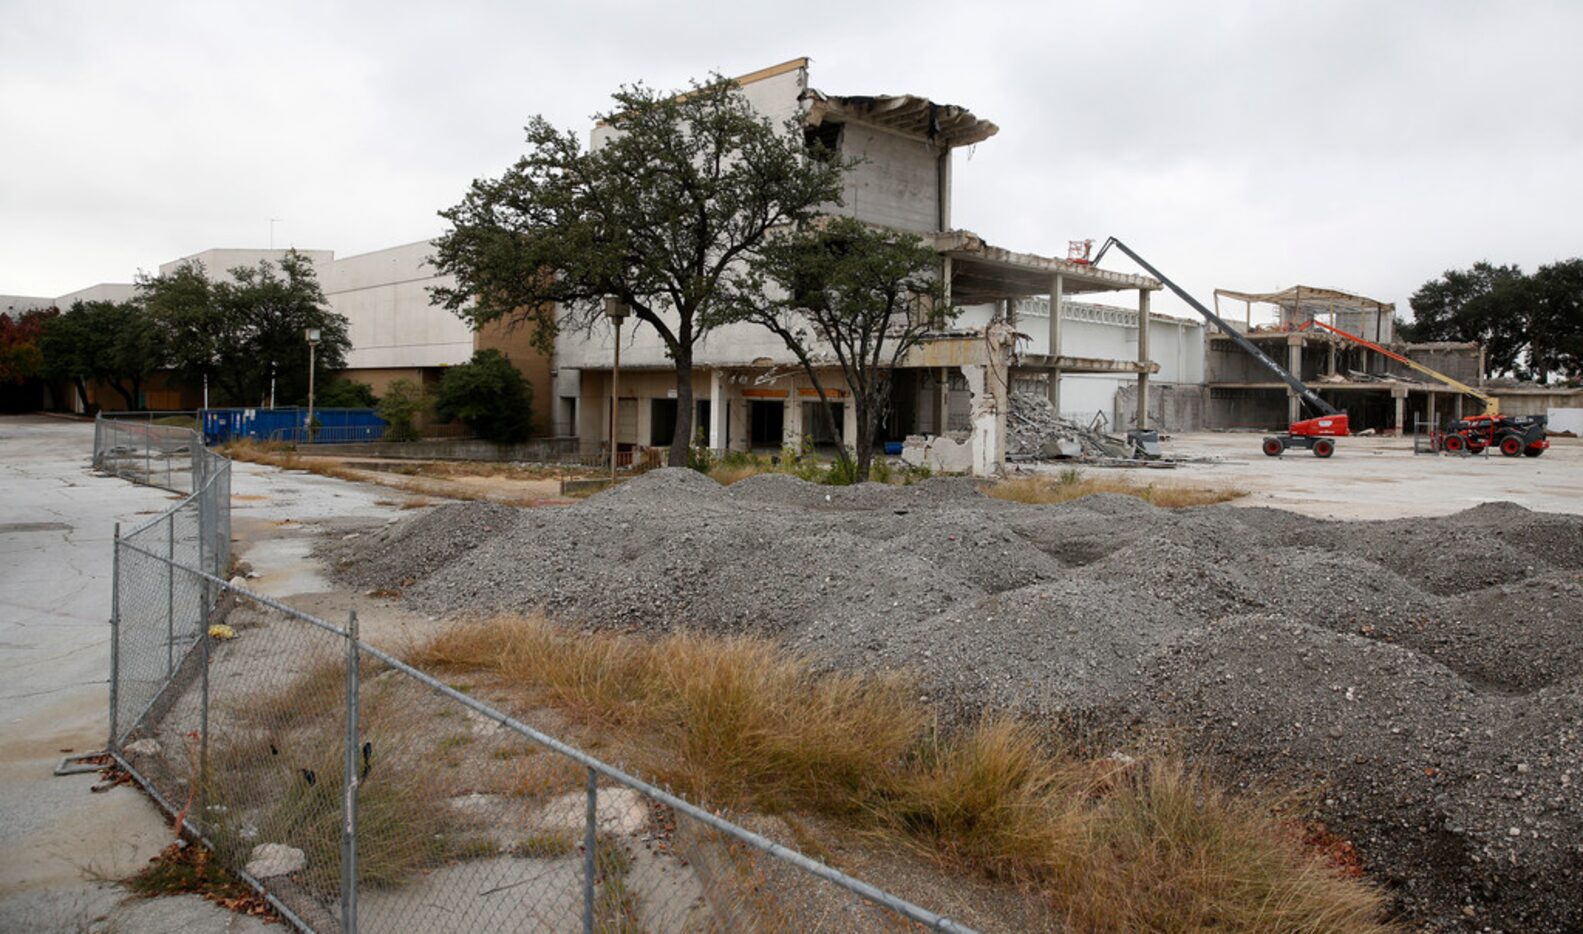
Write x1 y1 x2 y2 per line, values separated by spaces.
1089 239 1349 457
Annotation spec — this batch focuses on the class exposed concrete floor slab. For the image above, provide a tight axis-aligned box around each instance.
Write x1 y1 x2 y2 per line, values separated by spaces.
1028 432 1583 518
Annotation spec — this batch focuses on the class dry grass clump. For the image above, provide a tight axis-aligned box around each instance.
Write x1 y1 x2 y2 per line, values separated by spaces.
411 616 1390 932
987 471 1245 508
206 655 491 894
412 617 924 813
220 440 558 507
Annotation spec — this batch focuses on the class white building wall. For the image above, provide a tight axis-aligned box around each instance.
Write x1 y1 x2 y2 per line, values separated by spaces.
54 282 138 306
321 241 474 370
838 125 940 233
996 297 1205 420
158 248 335 280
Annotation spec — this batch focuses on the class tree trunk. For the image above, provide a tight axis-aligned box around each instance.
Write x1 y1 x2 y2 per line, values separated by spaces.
107 379 138 410
73 377 90 412
853 400 874 480
669 355 694 468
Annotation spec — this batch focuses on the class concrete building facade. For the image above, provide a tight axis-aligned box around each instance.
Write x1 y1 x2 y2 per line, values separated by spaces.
555 57 1171 475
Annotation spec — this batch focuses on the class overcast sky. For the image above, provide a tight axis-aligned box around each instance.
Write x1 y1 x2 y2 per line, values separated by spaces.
4 0 1580 321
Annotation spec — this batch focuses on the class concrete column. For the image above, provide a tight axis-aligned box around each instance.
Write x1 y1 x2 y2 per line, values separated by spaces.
708 369 728 450
841 397 858 452
1427 391 1437 431
1455 394 1464 421
930 370 943 436
1327 340 1337 377
1287 335 1303 425
785 390 803 449
1392 387 1408 433
1136 289 1151 430
1047 274 1064 415
634 392 652 449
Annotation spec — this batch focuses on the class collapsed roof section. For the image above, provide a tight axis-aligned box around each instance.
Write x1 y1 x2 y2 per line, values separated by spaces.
801 88 999 148
933 230 1161 303
1215 285 1394 315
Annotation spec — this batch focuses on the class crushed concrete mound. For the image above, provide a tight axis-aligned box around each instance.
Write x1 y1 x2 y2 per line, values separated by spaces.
325 468 1583 931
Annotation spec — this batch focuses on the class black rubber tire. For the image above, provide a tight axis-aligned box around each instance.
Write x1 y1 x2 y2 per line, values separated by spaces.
1443 434 1465 454
1262 437 1285 457
1524 446 1545 458
1313 439 1335 458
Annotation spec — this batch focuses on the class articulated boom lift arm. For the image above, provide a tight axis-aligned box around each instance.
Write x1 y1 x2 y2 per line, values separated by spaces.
1090 238 1340 418
1298 318 1499 416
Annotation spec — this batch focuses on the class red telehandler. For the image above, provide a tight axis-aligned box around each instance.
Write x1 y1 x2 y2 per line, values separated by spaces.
1299 318 1549 457
1088 239 1349 457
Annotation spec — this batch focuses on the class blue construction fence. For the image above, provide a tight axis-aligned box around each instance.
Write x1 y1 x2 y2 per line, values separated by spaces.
200 406 386 445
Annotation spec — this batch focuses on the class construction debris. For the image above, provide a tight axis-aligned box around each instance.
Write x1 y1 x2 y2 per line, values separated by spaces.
1006 392 1208 466
1007 392 1130 459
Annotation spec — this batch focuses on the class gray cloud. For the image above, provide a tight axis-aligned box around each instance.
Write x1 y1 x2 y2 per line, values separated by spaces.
3 0 1579 320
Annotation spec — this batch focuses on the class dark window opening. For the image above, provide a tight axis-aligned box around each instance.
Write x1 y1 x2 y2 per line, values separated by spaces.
802 401 843 446
650 398 677 446
804 121 843 161
749 400 784 446
695 400 711 445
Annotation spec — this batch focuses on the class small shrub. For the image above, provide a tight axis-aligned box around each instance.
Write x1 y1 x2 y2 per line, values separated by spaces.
821 454 860 486
434 349 533 442
686 428 714 474
314 378 378 409
868 457 893 484
377 379 426 442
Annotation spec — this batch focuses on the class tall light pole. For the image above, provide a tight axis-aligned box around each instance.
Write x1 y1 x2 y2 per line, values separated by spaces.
604 298 629 480
305 327 322 443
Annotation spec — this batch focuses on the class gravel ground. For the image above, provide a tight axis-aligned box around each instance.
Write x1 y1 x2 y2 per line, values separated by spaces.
321 468 1583 931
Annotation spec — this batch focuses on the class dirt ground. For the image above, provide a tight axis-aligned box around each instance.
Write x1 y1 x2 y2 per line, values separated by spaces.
1022 431 1583 519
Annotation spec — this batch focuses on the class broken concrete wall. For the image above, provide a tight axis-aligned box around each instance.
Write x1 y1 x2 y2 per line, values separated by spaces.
1115 382 1206 432
1205 387 1289 431
900 432 975 473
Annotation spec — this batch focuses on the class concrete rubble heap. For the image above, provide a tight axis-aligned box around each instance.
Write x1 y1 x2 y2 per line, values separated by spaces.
322 475 1583 931
1005 391 1133 460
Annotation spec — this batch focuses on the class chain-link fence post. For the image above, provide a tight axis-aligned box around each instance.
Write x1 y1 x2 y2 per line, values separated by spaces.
166 513 175 677
93 412 102 470
108 522 120 753
583 767 597 934
144 411 152 482
342 609 360 934
198 605 210 819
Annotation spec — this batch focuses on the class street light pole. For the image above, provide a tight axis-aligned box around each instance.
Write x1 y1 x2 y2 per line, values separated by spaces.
604 298 630 481
305 328 322 443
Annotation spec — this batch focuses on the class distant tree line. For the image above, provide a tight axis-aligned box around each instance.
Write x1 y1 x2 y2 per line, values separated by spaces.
1401 259 1583 382
3 251 353 412
1 250 537 442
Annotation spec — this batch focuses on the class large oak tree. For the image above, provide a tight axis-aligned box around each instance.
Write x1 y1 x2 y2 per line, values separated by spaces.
745 217 955 477
140 251 350 406
1404 259 1583 380
430 75 847 466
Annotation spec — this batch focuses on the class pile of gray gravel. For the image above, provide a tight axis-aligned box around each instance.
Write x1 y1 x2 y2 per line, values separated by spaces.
323 469 1583 930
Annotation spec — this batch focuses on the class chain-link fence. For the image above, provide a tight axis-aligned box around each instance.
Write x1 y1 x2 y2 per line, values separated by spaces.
94 411 207 492
96 416 973 933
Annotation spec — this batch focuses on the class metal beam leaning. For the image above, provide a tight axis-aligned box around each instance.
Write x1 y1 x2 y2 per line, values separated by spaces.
1048 274 1063 415
1136 289 1151 429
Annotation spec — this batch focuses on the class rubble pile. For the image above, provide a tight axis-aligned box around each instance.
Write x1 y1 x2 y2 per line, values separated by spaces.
1005 391 1131 460
322 473 1583 931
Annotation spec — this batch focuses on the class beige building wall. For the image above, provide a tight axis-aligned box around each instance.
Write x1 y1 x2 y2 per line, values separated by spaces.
474 315 555 437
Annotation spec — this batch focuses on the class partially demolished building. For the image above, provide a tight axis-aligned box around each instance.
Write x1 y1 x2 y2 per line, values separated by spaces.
555 58 1195 476
1202 286 1574 432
